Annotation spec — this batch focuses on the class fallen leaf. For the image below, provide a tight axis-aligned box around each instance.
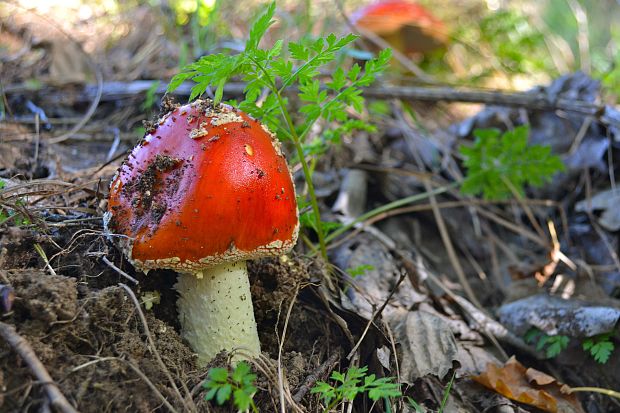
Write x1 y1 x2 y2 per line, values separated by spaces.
472 356 585 413
387 308 458 382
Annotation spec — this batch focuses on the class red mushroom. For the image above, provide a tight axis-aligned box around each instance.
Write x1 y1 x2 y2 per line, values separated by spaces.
104 99 299 364
351 0 448 56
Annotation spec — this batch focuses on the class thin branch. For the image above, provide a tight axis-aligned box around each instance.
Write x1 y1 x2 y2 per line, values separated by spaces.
102 256 139 285
6 81 618 129
0 321 78 413
71 356 180 413
276 285 301 413
118 283 195 412
293 351 340 403
346 271 407 360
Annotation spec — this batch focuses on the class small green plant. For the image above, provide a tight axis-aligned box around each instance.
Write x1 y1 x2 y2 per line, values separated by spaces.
459 125 565 200
583 333 615 364
311 365 401 412
203 361 258 412
347 264 375 278
525 328 569 359
0 182 31 227
167 2 391 261
541 335 570 358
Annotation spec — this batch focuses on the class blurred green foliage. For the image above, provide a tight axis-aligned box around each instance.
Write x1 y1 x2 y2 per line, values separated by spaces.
460 126 565 200
478 10 553 75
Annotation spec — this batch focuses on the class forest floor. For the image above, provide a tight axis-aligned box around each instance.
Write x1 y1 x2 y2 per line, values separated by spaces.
1 2 620 412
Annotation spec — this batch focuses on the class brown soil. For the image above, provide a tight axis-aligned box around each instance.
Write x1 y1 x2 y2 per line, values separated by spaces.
0 222 350 412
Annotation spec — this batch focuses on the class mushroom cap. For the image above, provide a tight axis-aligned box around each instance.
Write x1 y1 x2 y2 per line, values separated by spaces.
105 100 299 273
352 0 447 54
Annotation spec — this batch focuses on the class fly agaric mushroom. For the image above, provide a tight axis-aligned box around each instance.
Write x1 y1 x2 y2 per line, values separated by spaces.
104 99 299 364
351 0 448 56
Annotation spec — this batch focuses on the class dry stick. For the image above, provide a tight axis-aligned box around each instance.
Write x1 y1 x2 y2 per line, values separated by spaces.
396 107 484 309
102 256 139 285
292 351 341 403
71 356 179 413
501 177 547 242
276 285 302 413
9 81 618 129
420 259 537 359
346 271 407 361
327 197 559 252
475 207 547 247
250 354 303 413
118 283 195 413
383 321 403 413
425 183 483 309
0 321 79 413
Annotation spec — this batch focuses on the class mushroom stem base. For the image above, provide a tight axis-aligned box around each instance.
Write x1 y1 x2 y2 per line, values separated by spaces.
175 261 260 365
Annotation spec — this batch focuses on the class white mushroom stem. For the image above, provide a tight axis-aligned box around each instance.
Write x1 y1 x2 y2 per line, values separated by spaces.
175 261 260 365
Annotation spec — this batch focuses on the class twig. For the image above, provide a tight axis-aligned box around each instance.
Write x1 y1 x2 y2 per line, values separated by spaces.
118 283 195 412
396 106 482 309
293 351 340 403
71 356 179 413
102 256 139 285
346 271 407 360
6 81 619 129
0 321 79 413
276 285 301 413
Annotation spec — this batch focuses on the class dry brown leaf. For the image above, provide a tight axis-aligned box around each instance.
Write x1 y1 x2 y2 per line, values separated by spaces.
471 356 585 413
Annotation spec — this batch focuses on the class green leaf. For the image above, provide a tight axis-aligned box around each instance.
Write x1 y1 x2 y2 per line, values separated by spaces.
311 381 336 404
460 125 565 200
204 387 219 401
233 387 253 411
524 327 541 345
331 370 346 383
246 2 276 52
583 333 615 364
591 341 614 364
406 396 426 413
269 39 283 59
166 72 194 93
335 33 359 49
327 67 347 91
216 383 233 405
207 368 229 384
545 335 569 358
214 78 226 105
348 63 361 81
347 264 375 277
367 382 401 401
232 361 251 384
289 42 309 60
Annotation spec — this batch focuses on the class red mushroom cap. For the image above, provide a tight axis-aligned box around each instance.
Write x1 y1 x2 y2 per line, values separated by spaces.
105 100 299 272
351 0 448 55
